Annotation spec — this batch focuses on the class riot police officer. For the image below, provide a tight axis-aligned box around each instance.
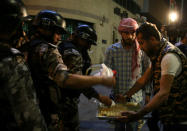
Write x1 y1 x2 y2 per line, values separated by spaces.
27 10 115 131
0 0 47 130
58 25 112 130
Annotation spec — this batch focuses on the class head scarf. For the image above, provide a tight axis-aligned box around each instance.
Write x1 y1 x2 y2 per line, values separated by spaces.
118 18 138 33
118 18 140 79
132 40 141 79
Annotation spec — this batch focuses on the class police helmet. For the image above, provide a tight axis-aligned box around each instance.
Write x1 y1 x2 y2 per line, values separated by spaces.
33 10 66 34
75 25 97 45
0 0 27 35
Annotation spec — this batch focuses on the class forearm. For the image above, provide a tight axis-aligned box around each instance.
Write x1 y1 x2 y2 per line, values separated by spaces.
83 88 99 99
138 74 173 117
137 89 169 117
125 80 145 97
125 67 152 97
64 74 114 89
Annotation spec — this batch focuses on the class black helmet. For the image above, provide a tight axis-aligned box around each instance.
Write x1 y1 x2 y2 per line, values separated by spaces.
75 25 97 45
33 10 66 34
0 0 27 35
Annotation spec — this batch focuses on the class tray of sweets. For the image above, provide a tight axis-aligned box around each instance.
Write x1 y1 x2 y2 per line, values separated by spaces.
96 102 141 120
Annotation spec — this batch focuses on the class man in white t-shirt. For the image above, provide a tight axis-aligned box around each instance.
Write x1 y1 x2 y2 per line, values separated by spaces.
117 22 187 131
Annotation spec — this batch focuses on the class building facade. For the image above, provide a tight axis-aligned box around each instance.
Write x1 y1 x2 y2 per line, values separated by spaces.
23 0 142 64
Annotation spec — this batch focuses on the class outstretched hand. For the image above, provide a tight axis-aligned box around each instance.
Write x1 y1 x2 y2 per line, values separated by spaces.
115 94 127 104
101 76 116 88
116 111 140 123
98 95 112 107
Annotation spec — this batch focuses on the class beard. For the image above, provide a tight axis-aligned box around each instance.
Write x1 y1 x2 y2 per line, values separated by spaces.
122 38 134 46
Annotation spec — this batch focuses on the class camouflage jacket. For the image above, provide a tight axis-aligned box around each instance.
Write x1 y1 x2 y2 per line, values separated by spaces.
27 38 68 126
0 44 47 131
58 41 99 99
152 38 187 124
58 41 99 130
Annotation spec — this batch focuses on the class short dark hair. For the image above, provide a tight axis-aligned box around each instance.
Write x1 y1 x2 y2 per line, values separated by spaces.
136 22 162 41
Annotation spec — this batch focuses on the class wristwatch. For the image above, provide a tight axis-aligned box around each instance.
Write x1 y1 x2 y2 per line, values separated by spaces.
124 95 131 102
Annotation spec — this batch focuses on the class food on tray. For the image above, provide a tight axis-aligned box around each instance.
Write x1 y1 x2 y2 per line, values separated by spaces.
98 104 127 117
97 102 141 117
125 102 138 106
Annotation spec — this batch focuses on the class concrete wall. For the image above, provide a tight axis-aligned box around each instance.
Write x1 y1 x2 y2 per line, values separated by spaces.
23 0 137 64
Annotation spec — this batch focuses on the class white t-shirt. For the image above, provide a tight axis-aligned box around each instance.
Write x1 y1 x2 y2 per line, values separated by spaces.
161 53 182 76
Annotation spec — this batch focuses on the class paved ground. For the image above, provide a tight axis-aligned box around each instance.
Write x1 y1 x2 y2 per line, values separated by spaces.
78 85 115 131
78 85 150 131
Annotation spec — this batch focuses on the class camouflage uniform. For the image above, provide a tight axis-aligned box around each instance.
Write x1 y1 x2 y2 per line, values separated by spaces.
152 38 187 124
58 41 99 131
0 44 47 131
27 38 69 131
